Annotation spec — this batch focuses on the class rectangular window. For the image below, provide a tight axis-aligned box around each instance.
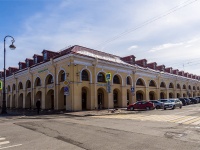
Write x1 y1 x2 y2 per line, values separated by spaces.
27 61 29 67
19 64 22 69
44 53 47 61
35 57 37 64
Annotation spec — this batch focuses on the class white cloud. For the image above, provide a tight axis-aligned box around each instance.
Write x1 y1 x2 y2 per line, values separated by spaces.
127 45 138 51
1 0 200 75
149 43 183 52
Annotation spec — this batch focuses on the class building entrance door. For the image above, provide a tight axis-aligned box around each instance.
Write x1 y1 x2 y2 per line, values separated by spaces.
98 92 103 109
82 92 87 110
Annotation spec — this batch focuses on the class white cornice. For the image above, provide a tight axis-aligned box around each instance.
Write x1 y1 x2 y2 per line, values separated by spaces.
74 60 92 66
30 61 51 72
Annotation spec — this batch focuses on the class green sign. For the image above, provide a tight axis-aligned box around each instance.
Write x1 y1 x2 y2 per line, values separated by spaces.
0 81 2 90
38 68 48 73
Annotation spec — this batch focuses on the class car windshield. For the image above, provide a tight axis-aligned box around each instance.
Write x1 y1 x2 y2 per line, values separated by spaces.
159 100 168 103
169 100 175 102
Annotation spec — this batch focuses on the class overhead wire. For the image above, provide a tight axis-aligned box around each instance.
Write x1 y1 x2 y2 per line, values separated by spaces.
96 0 198 49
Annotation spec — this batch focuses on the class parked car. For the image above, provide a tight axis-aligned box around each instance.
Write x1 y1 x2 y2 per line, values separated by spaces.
127 101 155 111
158 99 174 110
179 98 187 106
149 100 164 109
183 98 191 105
189 98 198 104
194 97 200 103
169 99 182 109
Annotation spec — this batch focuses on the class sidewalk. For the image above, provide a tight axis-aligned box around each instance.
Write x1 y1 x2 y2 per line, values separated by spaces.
0 108 141 118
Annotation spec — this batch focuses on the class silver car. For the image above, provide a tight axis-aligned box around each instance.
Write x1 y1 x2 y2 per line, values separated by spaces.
149 100 164 109
169 99 182 109
159 99 174 110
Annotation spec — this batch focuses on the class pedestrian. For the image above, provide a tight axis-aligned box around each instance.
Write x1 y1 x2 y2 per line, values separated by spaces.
36 99 41 115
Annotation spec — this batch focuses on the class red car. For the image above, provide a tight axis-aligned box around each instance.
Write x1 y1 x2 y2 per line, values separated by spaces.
127 101 155 111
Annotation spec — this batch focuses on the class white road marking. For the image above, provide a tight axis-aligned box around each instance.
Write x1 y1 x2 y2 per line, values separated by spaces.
0 144 22 149
0 138 5 141
0 141 10 146
93 114 200 125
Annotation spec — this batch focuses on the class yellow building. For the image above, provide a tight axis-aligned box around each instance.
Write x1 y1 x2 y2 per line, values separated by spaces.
0 45 199 111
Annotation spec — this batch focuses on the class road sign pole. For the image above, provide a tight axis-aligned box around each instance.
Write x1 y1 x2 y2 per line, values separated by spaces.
107 81 110 112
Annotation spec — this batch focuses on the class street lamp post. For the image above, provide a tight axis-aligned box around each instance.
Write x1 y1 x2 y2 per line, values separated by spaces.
1 35 16 114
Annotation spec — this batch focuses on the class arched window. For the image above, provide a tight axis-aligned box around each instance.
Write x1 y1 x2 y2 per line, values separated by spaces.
36 78 41 86
136 79 144 86
197 87 199 90
97 72 105 82
193 86 196 90
149 80 156 87
13 84 16 91
183 84 186 89
113 75 120 84
177 84 180 89
160 82 166 88
127 77 131 85
27 80 31 88
7 86 11 92
82 70 89 81
19 82 23 89
47 75 53 84
61 71 65 82
169 83 174 88
188 85 191 90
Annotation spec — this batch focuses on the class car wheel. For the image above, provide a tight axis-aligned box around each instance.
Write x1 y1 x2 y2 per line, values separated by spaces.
164 108 166 110
130 107 134 111
172 106 176 109
156 105 160 109
180 105 182 109
146 107 150 110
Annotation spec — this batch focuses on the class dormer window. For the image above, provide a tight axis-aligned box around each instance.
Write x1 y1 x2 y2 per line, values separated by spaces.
143 61 146 66
44 52 47 61
27 61 29 67
19 63 22 69
35 57 37 64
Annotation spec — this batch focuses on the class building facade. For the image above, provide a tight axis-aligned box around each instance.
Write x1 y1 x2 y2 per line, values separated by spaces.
0 45 199 111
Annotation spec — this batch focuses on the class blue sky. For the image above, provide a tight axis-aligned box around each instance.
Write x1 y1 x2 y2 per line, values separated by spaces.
1 0 200 75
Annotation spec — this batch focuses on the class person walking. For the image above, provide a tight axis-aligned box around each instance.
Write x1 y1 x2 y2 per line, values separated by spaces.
36 99 41 115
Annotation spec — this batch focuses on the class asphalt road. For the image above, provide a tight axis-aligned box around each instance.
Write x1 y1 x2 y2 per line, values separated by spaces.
0 104 200 150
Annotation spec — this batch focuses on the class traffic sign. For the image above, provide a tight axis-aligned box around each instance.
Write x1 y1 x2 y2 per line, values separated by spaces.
106 73 111 81
131 87 134 93
64 86 69 95
63 80 70 86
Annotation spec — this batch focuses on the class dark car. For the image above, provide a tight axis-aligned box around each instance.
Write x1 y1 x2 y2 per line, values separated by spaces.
194 97 200 103
179 98 187 106
169 99 182 109
127 101 155 111
189 98 198 104
183 98 191 105
149 100 164 109
158 99 174 110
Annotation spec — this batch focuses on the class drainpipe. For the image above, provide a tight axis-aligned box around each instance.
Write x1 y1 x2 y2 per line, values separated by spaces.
51 58 57 110
28 68 34 109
